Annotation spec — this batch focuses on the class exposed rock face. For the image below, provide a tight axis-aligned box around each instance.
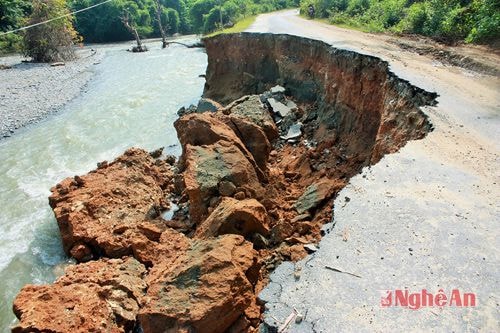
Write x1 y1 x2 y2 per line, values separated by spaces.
13 228 261 333
49 148 174 260
175 113 266 224
195 197 270 238
182 142 263 224
226 114 272 172
13 257 146 333
139 233 259 333
175 112 267 181
225 95 279 142
203 33 437 164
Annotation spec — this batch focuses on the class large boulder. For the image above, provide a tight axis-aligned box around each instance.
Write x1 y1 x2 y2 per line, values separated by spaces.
195 197 270 239
138 233 259 333
226 95 278 142
174 112 267 181
48 148 174 260
12 257 147 333
182 141 263 224
226 115 272 172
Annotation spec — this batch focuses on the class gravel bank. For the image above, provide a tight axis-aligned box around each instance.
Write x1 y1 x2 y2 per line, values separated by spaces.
0 48 104 139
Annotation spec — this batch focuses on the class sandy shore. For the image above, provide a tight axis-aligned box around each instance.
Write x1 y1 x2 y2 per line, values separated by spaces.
0 48 104 139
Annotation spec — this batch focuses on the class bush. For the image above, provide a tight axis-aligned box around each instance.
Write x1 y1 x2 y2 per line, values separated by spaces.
346 0 369 16
0 33 23 54
394 2 427 34
300 0 498 44
466 0 500 43
23 0 79 62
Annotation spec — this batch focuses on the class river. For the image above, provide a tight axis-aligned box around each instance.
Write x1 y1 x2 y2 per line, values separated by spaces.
0 39 207 330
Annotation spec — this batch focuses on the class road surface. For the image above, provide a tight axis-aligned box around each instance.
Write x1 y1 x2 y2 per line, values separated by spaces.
248 10 500 332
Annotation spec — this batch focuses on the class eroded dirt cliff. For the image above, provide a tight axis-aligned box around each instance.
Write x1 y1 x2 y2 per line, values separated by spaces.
12 33 437 333
204 33 437 164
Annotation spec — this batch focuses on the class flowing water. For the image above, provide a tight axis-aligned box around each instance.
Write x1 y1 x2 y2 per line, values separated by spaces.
0 39 207 330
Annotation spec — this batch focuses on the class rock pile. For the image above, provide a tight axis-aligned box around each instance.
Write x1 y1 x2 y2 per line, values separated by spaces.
13 86 357 332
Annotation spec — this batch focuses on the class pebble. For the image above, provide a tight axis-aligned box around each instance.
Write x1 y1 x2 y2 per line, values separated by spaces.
0 48 104 139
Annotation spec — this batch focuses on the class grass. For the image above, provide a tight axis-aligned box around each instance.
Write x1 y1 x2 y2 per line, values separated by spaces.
205 15 257 37
299 13 372 33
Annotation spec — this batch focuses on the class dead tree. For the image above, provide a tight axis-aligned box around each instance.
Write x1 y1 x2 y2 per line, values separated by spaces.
121 12 147 52
153 0 168 48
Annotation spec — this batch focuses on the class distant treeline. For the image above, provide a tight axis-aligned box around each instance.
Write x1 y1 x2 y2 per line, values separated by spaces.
0 0 298 52
70 0 299 42
301 0 499 44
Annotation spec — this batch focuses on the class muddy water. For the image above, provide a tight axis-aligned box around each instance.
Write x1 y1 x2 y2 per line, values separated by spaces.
0 40 207 330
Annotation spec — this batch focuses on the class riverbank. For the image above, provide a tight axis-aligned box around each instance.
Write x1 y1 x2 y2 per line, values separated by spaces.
0 40 207 330
0 47 104 139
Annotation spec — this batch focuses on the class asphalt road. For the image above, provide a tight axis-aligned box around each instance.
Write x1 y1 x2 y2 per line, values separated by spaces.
248 10 500 332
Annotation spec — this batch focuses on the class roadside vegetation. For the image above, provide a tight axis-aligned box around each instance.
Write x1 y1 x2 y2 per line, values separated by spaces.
205 15 256 36
300 0 499 44
1 0 298 55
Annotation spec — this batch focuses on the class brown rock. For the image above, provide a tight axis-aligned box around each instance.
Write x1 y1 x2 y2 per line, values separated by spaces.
218 180 237 196
234 191 246 200
69 243 92 262
131 227 190 267
226 95 279 142
139 234 259 333
195 197 270 239
182 141 263 224
48 148 174 259
227 114 271 172
12 257 146 333
174 112 267 181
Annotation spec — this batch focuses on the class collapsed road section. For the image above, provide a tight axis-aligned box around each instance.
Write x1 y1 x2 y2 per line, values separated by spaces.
12 33 437 333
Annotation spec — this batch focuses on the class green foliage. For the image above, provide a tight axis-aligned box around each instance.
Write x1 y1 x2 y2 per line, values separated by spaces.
0 0 31 54
70 0 154 42
466 0 500 43
299 0 347 18
206 14 257 36
0 33 23 54
345 0 369 16
189 0 216 31
394 2 427 34
2 0 297 48
300 0 500 44
0 0 31 31
23 0 80 62
164 7 180 33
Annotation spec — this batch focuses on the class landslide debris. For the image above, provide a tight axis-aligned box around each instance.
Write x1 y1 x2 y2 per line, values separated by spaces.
48 148 174 261
13 257 146 333
13 33 438 333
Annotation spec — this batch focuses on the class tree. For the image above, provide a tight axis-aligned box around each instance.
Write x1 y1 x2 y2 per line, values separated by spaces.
0 0 31 54
23 0 79 62
153 0 168 47
0 0 31 31
120 10 147 51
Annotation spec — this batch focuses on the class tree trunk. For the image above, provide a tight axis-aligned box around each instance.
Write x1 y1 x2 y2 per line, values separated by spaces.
121 12 147 52
153 0 168 48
